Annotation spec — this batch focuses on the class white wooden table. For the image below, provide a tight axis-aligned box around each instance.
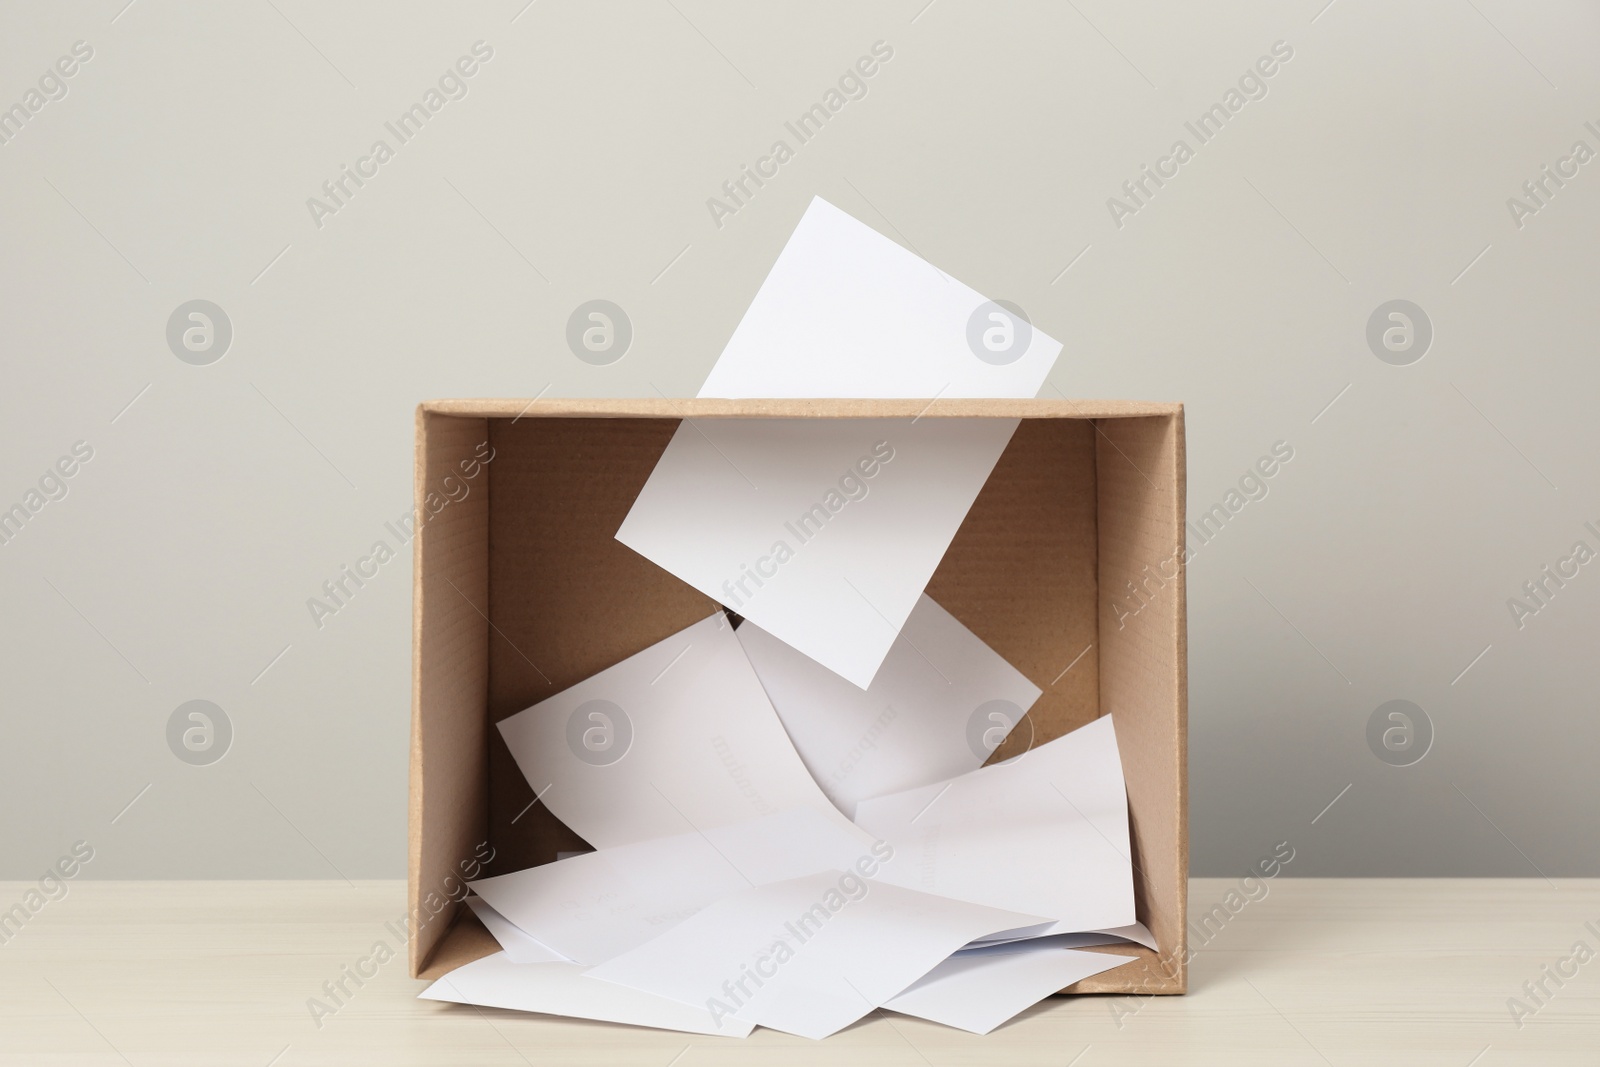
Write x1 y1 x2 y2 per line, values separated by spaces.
2 879 1595 1065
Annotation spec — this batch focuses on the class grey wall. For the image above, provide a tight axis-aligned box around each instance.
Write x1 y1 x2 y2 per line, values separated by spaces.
2 0 1596 880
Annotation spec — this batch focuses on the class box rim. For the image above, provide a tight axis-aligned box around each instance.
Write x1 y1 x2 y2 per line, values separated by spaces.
418 397 1181 420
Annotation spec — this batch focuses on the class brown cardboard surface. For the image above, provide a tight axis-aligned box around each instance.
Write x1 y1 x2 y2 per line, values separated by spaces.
924 418 1100 761
1079 413 1189 995
410 400 1187 994
422 397 1179 420
408 410 491 976
417 910 501 982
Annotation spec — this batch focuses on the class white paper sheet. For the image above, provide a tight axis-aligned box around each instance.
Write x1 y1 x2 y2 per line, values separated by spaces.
419 952 753 1037
700 197 1062 399
616 418 1019 689
464 896 570 964
619 198 1061 690
852 715 1136 934
496 612 844 848
737 593 1041 815
885 943 1137 1034
584 870 1047 1040
468 807 876 965
969 921 1159 952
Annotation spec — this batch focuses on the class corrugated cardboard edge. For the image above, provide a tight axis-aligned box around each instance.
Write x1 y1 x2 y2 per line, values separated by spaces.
420 397 1180 420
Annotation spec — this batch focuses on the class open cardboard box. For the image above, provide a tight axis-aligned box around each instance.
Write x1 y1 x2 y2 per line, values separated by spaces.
408 398 1187 997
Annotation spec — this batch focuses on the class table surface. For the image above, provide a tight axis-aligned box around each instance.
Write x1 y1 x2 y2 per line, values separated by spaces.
2 878 1596 1065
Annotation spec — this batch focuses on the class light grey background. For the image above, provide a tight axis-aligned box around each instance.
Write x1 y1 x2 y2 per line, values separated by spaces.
2 0 1596 880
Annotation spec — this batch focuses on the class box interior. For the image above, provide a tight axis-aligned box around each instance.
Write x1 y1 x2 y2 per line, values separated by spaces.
410 402 1186 996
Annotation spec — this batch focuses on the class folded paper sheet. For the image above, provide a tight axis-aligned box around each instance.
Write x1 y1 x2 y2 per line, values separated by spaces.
584 870 1048 1041
618 198 1062 689
737 593 1041 814
616 418 1019 689
970 921 1159 952
853 715 1136 935
496 612 844 848
700 197 1062 399
884 941 1137 1034
464 896 570 964
468 807 874 965
420 952 754 1038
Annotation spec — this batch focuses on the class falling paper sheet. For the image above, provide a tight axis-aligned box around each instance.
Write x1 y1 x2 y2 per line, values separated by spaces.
737 593 1041 815
464 896 570 964
420 952 753 1038
618 198 1062 690
616 417 1019 689
468 807 875 965
884 942 1137 1034
496 612 845 849
700 197 1062 399
584 870 1048 1041
853 715 1136 935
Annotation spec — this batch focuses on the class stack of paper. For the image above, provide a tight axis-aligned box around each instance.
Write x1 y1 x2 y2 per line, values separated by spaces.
419 199 1146 1039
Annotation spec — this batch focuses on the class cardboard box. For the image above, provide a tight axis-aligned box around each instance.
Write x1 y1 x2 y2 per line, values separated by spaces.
408 398 1187 996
